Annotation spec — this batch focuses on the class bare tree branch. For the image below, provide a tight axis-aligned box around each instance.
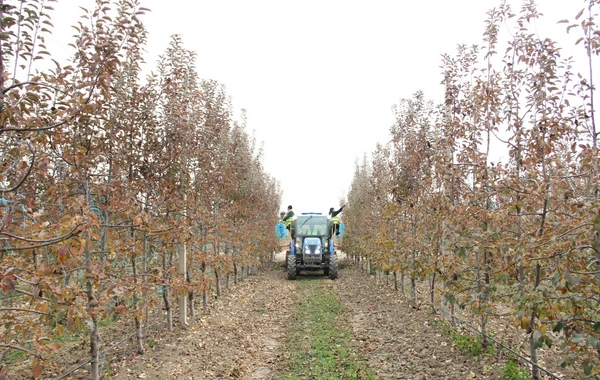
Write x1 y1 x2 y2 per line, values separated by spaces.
0 224 83 250
0 147 36 193
2 81 68 95
0 344 45 360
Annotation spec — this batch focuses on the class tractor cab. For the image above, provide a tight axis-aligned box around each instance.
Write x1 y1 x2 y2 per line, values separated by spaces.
286 212 338 280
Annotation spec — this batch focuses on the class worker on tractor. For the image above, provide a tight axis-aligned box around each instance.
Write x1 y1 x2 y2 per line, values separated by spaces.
282 205 295 233
328 204 347 236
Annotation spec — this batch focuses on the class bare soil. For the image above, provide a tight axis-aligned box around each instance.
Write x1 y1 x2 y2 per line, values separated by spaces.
17 253 578 379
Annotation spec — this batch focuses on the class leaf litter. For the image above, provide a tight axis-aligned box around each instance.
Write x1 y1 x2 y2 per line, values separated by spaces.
28 256 579 379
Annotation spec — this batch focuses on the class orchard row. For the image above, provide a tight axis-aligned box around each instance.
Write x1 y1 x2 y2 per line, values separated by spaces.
343 3 600 379
0 1 281 379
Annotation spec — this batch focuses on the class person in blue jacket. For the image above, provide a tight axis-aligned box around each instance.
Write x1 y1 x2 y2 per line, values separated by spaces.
276 211 288 238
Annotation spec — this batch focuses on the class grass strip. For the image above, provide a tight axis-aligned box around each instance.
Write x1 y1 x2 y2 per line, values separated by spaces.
279 277 377 380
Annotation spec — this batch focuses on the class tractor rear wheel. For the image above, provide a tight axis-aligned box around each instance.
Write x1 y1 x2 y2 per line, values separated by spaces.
328 254 338 280
287 255 297 280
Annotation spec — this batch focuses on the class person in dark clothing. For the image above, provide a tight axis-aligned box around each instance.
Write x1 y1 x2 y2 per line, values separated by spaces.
329 204 347 236
282 205 295 232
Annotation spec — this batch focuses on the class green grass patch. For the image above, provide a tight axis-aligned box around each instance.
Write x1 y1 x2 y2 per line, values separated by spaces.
279 278 377 380
501 359 531 380
2 345 29 364
54 329 84 344
435 319 495 357
97 317 116 328
450 329 495 356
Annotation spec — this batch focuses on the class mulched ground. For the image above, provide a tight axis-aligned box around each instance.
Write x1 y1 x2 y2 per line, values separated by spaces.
15 254 578 379
107 257 509 379
335 263 503 380
110 263 297 380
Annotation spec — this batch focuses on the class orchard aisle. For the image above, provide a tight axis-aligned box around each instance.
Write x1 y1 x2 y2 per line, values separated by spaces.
112 257 507 379
335 265 503 380
112 256 297 379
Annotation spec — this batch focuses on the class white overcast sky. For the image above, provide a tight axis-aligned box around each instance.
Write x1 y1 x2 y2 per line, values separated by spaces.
46 0 584 216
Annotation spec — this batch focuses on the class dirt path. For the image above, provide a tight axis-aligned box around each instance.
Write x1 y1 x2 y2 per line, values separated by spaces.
112 261 296 379
334 264 503 379
109 257 510 379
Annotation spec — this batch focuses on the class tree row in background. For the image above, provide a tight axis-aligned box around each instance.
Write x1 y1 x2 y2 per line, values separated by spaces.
0 0 282 378
344 1 600 379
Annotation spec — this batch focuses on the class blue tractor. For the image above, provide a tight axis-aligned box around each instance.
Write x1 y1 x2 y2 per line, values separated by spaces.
286 213 338 280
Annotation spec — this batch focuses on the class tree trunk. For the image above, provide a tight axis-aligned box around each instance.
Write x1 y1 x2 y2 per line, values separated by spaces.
131 253 144 355
393 271 398 291
188 290 194 318
202 271 208 308
411 215 417 306
84 216 100 380
475 249 486 349
529 263 541 379
519 263 525 288
595 231 600 294
90 315 99 380
200 261 207 307
401 272 405 296
163 252 172 331
411 275 417 306
430 271 436 314
215 270 222 297
481 250 490 349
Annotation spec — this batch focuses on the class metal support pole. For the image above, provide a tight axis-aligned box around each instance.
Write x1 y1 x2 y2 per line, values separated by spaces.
179 243 187 325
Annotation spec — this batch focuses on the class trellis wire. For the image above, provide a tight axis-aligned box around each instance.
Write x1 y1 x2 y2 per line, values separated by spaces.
447 310 564 380
55 319 163 380
54 262 253 379
0 247 256 378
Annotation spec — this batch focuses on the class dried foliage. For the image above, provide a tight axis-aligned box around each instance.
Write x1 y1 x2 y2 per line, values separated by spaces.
345 1 600 378
0 1 281 378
